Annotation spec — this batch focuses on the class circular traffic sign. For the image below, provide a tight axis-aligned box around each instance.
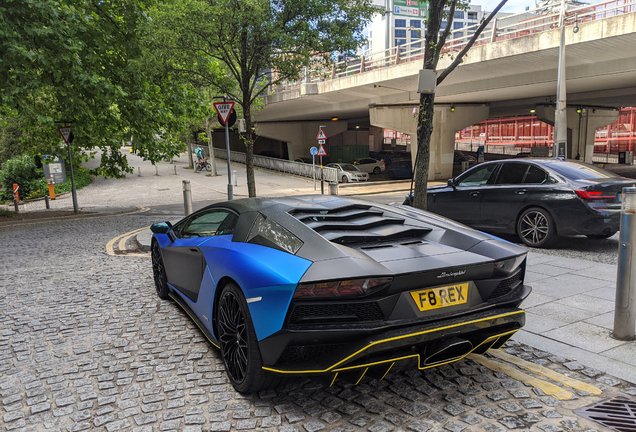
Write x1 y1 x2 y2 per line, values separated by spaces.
310 147 318 156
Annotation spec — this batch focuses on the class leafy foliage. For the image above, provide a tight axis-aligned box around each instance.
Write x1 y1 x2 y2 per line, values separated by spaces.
0 155 42 201
0 0 203 176
145 0 376 196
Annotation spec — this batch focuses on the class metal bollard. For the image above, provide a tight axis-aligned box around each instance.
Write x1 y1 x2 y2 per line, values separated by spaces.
329 182 338 196
613 187 636 340
13 199 19 212
155 165 159 176
45 195 50 209
182 180 193 216
233 170 237 186
174 165 177 175
138 167 141 177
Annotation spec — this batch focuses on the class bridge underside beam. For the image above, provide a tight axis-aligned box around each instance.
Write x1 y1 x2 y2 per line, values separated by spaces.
256 121 348 161
370 103 489 180
535 105 619 162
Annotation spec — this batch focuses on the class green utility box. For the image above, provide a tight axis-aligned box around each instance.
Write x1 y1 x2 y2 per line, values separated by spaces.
329 145 369 164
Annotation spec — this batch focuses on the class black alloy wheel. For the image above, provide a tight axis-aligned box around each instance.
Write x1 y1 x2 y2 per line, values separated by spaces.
151 241 170 299
217 283 265 393
373 166 381 174
341 175 348 183
517 207 556 248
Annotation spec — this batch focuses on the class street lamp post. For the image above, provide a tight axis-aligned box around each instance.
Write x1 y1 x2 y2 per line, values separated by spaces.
553 0 568 158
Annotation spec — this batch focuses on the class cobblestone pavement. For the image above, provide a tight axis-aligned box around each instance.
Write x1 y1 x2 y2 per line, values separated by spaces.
2 215 636 432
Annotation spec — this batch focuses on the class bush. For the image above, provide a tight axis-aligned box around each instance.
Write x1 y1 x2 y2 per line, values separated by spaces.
0 155 42 201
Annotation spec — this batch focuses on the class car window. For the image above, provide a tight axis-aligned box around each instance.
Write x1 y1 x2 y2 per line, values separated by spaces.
400 161 410 168
341 164 360 171
495 163 528 185
523 165 547 184
180 210 236 238
457 164 498 187
546 161 621 180
247 213 303 254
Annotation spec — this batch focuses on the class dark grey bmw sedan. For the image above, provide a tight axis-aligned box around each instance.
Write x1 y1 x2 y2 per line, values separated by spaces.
405 158 636 248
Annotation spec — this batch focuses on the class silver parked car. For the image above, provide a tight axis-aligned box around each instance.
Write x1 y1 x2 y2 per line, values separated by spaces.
326 163 370 183
353 158 386 174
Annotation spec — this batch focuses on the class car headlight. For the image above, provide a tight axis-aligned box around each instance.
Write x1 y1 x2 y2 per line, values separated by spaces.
493 255 525 275
293 277 392 299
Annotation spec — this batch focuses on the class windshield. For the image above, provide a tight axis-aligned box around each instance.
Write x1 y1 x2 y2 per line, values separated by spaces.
547 161 620 180
341 164 360 171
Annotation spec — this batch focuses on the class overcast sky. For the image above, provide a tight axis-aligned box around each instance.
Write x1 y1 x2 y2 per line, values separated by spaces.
479 0 537 13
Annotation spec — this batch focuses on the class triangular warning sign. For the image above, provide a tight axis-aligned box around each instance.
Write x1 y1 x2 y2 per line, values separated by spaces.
316 128 327 140
317 144 327 156
213 102 235 125
58 126 71 144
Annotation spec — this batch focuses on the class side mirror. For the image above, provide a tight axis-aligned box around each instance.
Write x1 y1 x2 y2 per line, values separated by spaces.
447 179 456 188
151 222 176 242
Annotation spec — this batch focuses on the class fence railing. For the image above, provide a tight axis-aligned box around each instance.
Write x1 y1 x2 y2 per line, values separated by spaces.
455 141 621 163
271 0 636 91
213 148 339 183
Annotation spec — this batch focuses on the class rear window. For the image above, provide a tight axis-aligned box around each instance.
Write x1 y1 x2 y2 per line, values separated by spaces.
547 161 620 180
247 213 303 254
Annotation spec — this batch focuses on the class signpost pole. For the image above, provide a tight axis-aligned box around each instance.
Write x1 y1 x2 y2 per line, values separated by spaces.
67 142 78 213
214 99 235 200
312 155 316 190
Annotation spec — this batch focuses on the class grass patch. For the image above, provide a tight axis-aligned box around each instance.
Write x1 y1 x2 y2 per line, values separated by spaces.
0 208 16 218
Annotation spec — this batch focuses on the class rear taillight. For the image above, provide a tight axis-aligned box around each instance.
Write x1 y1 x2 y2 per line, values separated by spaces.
382 162 385 167
293 277 392 299
575 190 615 200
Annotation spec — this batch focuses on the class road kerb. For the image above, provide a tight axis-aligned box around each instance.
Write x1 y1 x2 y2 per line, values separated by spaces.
489 349 602 396
468 353 574 400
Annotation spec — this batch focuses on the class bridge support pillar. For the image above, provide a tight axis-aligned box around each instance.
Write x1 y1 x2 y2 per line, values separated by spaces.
370 104 489 180
256 121 348 161
536 106 619 162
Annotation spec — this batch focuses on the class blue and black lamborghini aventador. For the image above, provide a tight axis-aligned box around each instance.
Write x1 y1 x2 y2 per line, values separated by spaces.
150 195 531 393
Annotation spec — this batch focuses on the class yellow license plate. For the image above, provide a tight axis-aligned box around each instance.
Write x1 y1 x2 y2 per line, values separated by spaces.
410 283 469 312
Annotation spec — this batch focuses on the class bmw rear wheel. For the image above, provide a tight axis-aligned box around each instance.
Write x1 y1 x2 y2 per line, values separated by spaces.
151 241 170 299
217 283 265 393
517 207 556 248
373 167 381 174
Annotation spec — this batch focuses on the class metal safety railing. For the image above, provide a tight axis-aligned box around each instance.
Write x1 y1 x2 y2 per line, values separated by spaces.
214 148 339 183
270 0 636 91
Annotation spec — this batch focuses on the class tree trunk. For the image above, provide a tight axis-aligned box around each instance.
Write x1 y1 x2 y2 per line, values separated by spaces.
413 92 436 210
188 131 195 169
244 103 256 197
205 117 218 176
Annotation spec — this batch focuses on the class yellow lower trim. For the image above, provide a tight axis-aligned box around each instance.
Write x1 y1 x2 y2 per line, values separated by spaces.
355 368 369 385
469 353 574 400
262 310 524 374
381 363 395 380
169 293 220 349
489 349 602 396
329 373 338 387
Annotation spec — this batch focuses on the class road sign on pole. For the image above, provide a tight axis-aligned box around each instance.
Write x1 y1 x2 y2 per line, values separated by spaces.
58 127 71 144
317 144 327 157
310 147 318 156
317 128 328 140
213 102 235 125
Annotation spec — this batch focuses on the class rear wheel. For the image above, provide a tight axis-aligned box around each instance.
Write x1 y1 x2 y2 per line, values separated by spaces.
373 167 381 174
388 171 396 180
587 232 616 240
217 283 266 393
151 241 170 299
517 207 556 248
341 175 348 183
205 161 211 172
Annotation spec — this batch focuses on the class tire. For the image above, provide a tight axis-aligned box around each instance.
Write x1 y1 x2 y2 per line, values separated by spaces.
205 162 211 172
341 175 348 183
587 232 616 240
516 207 557 248
151 241 170 299
388 171 396 180
217 283 267 393
373 167 381 175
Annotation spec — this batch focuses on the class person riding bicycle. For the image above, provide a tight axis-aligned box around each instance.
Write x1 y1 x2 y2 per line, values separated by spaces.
195 147 204 163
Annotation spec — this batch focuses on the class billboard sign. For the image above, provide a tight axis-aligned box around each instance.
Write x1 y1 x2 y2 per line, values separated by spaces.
394 0 428 18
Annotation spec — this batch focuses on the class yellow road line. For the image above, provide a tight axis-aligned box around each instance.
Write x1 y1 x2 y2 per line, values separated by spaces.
469 354 573 400
488 349 602 396
106 226 149 256
118 227 148 251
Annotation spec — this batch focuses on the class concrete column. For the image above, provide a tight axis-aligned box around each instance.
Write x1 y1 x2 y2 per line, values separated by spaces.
370 104 490 180
256 121 348 160
536 106 619 162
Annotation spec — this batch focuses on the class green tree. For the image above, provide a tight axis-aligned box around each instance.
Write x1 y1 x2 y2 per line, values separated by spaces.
412 0 507 210
145 0 376 197
0 0 202 177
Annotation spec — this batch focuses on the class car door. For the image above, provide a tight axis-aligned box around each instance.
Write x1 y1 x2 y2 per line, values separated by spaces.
162 209 236 302
430 163 499 226
479 162 550 233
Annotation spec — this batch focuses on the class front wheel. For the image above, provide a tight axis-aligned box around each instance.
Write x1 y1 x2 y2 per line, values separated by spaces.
151 241 170 299
217 283 266 393
517 207 556 248
205 162 211 172
341 175 348 183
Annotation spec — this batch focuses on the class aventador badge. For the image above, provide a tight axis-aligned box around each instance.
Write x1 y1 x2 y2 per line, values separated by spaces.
437 270 466 279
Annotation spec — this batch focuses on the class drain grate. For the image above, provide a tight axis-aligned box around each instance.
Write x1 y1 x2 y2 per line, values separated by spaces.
575 396 636 432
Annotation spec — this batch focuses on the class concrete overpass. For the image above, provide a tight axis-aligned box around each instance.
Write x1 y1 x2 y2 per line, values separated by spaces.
256 0 636 180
